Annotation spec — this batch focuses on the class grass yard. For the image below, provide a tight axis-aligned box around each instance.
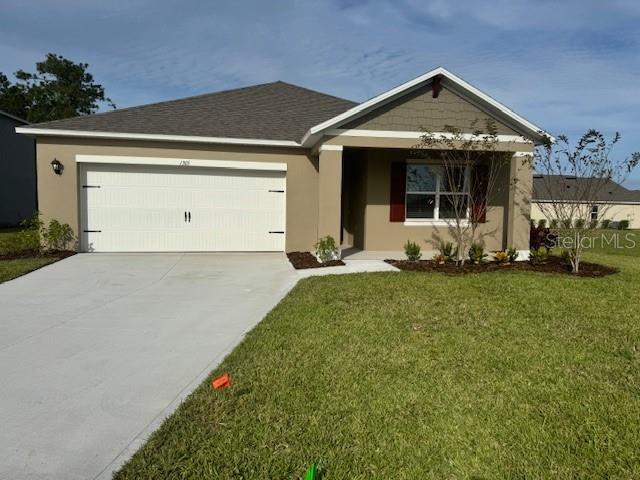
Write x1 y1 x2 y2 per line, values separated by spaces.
0 228 60 283
115 248 640 479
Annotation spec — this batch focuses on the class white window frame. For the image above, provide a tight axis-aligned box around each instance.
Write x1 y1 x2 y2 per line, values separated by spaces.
404 163 471 223
590 205 599 221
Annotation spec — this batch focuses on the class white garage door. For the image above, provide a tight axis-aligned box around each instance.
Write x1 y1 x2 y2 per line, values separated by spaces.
80 163 286 252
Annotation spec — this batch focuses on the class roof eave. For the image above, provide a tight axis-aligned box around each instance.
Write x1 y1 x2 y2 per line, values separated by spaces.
15 127 304 148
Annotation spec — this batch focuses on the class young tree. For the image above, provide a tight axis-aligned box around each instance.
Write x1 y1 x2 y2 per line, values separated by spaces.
533 131 639 273
416 120 515 266
0 53 115 123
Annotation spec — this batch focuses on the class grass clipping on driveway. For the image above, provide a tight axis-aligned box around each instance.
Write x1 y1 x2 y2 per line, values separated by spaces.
116 252 640 479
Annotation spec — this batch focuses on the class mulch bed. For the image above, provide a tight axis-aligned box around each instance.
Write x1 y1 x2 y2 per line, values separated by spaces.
0 250 76 261
287 251 345 270
385 255 618 278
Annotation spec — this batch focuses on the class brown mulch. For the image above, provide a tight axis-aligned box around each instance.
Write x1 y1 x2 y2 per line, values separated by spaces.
0 250 76 261
287 251 345 270
385 255 618 278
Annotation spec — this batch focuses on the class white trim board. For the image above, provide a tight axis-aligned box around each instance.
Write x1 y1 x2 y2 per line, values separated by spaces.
328 128 531 144
75 155 288 172
302 66 553 146
16 127 303 148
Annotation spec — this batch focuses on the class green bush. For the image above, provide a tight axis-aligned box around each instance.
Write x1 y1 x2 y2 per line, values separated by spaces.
589 220 599 229
560 249 572 265
561 219 573 229
437 240 457 261
468 242 488 264
529 247 549 264
315 236 339 263
618 220 630 230
507 247 519 262
537 219 547 228
600 219 611 229
404 240 422 261
574 218 585 229
549 219 559 229
42 219 75 251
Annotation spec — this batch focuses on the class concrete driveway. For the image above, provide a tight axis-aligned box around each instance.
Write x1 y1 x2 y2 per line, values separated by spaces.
0 253 297 480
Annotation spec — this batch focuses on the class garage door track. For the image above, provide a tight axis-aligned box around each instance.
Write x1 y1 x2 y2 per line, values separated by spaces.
0 253 296 480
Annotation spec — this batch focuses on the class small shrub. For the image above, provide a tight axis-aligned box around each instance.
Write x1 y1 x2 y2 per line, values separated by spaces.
600 219 611 229
404 240 422 261
437 240 457 261
561 218 573 229
494 251 510 264
42 220 75 251
549 219 559 229
468 242 488 264
315 235 339 263
574 218 585 229
618 220 630 230
560 249 572 265
507 247 519 262
589 220 599 229
432 253 446 264
537 219 547 228
529 247 549 264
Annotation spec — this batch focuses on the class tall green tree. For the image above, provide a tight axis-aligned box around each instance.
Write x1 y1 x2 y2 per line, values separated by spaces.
0 53 115 123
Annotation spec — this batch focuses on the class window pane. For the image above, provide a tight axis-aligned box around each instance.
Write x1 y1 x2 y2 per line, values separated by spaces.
406 194 435 219
442 166 467 192
591 205 598 221
407 165 438 192
439 194 468 219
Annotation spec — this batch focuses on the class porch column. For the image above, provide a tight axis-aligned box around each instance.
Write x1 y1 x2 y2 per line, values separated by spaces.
507 150 534 257
317 145 343 246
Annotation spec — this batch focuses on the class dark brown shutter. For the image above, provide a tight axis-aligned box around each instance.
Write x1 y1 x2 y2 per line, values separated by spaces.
390 162 406 222
471 164 489 223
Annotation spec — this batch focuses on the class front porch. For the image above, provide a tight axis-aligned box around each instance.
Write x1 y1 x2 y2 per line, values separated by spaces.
316 144 533 258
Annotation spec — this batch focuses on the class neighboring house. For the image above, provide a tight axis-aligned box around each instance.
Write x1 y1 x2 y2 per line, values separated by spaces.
531 175 640 228
16 67 550 256
0 110 37 227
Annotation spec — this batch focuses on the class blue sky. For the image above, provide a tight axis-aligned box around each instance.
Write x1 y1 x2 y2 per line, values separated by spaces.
2 0 639 186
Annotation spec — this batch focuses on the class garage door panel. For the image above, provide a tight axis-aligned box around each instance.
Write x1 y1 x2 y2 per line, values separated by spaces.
81 164 286 252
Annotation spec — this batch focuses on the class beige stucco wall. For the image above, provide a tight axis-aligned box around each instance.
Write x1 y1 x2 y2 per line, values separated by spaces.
35 137 319 252
344 85 520 136
531 202 640 228
356 149 527 252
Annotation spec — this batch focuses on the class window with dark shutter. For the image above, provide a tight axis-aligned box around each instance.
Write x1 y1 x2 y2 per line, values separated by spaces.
470 164 489 224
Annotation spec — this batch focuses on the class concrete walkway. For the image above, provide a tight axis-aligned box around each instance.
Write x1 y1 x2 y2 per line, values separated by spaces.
0 253 297 480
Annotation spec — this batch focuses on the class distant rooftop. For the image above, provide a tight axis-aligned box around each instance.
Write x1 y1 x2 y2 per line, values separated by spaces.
533 175 640 203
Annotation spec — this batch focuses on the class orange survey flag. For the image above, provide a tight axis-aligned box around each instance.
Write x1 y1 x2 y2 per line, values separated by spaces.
211 373 231 389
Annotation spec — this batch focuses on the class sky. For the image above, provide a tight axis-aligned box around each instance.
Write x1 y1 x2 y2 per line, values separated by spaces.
1 0 639 186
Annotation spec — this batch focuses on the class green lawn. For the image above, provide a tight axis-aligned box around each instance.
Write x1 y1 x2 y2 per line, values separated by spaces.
0 257 58 283
115 244 640 479
0 228 55 283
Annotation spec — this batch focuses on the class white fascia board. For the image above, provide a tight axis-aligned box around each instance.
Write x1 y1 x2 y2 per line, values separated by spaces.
301 66 554 146
15 127 303 148
329 129 532 144
534 199 640 205
76 155 287 171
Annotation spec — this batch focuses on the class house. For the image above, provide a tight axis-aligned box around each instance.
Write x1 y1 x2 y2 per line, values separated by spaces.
0 110 36 227
531 175 640 228
16 67 550 257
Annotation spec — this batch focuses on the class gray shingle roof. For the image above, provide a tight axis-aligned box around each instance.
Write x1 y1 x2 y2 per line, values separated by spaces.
22 81 356 143
533 175 640 203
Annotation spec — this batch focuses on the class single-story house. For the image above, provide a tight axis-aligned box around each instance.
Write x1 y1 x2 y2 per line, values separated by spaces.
16 67 549 257
0 110 37 227
531 175 640 228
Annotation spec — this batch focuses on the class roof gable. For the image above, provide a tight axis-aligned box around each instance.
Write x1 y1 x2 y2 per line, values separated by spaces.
341 83 519 136
302 67 552 146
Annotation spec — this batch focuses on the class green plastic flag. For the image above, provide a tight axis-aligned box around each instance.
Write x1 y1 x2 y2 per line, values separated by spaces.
304 463 317 480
